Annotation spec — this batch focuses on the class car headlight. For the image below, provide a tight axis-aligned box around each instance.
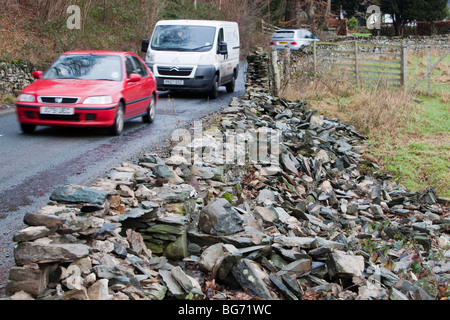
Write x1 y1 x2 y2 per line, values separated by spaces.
83 96 113 105
18 94 36 102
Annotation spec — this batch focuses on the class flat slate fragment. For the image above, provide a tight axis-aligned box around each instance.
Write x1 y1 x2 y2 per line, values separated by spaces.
14 242 90 265
50 185 108 205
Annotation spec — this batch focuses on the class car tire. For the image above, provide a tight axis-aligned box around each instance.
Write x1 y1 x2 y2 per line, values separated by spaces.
225 75 235 93
208 75 219 100
142 94 156 124
108 102 124 136
20 123 36 134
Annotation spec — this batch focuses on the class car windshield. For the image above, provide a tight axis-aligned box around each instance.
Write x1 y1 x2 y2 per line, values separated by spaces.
151 25 216 52
272 31 295 39
43 54 123 81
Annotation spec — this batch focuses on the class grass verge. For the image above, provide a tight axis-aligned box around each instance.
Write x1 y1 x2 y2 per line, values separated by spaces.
282 49 449 198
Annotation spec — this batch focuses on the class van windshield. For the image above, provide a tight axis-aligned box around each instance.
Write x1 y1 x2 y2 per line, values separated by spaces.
151 25 216 52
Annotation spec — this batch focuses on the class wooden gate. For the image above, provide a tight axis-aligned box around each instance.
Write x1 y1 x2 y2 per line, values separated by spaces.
312 40 407 89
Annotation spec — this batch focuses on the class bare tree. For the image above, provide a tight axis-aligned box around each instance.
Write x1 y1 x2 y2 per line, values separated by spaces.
281 0 329 31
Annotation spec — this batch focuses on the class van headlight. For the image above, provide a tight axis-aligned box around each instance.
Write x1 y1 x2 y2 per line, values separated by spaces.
147 52 155 63
18 94 36 102
83 96 113 105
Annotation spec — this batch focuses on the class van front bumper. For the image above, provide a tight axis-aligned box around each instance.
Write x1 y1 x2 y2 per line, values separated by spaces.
149 64 217 92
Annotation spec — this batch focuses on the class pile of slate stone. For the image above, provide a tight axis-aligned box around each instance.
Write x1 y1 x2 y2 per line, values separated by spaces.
246 48 271 94
3 51 449 301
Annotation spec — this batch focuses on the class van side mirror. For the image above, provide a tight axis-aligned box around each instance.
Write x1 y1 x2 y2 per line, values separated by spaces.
218 41 228 55
141 39 149 53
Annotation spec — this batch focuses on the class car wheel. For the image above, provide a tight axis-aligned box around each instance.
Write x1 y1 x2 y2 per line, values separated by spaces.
225 75 235 93
108 103 124 136
20 123 36 134
208 75 219 99
142 94 156 124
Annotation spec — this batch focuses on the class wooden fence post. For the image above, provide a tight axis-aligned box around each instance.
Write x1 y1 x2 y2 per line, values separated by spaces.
427 45 431 94
270 46 281 96
355 40 360 86
313 40 317 74
401 41 407 91
283 46 291 88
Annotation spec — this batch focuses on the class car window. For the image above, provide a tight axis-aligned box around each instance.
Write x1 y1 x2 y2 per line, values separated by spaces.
125 56 135 78
272 31 295 39
131 56 148 78
43 54 122 81
296 30 313 38
304 31 313 38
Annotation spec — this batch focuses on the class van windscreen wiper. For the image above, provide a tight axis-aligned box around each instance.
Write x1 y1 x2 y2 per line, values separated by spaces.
191 45 212 51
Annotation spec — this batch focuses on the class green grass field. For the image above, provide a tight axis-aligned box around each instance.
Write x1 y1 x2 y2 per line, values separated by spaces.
284 48 450 198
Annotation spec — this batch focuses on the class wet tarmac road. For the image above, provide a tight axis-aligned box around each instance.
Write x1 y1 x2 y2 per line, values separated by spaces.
0 67 246 295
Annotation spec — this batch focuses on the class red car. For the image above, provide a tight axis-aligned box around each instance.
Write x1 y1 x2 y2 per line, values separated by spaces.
16 50 158 135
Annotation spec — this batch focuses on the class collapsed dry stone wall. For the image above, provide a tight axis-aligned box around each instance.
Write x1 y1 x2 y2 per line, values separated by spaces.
2 49 449 301
330 35 450 51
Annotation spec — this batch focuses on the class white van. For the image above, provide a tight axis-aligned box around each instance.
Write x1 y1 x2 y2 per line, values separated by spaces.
142 20 240 99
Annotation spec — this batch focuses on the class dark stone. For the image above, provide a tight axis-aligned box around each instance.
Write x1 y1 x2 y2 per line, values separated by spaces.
50 185 108 205
232 259 273 300
23 213 64 229
281 274 303 299
199 199 245 236
113 241 128 259
153 165 175 179
269 274 298 300
14 242 90 265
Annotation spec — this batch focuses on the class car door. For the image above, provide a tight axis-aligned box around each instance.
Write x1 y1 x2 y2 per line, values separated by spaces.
130 55 153 114
123 55 143 118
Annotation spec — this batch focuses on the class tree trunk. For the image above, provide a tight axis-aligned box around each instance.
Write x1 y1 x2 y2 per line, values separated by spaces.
306 1 315 30
392 15 404 37
285 0 297 26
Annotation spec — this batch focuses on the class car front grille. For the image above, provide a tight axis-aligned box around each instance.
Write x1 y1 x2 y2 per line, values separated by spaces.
157 66 193 77
39 114 80 121
39 97 80 104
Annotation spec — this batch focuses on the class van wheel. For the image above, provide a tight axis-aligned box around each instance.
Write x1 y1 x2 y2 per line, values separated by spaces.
208 75 219 99
108 103 124 136
143 94 156 123
225 75 235 93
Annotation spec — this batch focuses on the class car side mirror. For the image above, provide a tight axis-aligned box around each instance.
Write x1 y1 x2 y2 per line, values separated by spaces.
32 71 43 79
128 73 142 82
141 39 149 53
218 41 228 55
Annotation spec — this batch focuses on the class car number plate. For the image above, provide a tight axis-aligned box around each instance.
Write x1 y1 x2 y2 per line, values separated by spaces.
40 106 75 115
164 79 184 85
279 42 288 45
